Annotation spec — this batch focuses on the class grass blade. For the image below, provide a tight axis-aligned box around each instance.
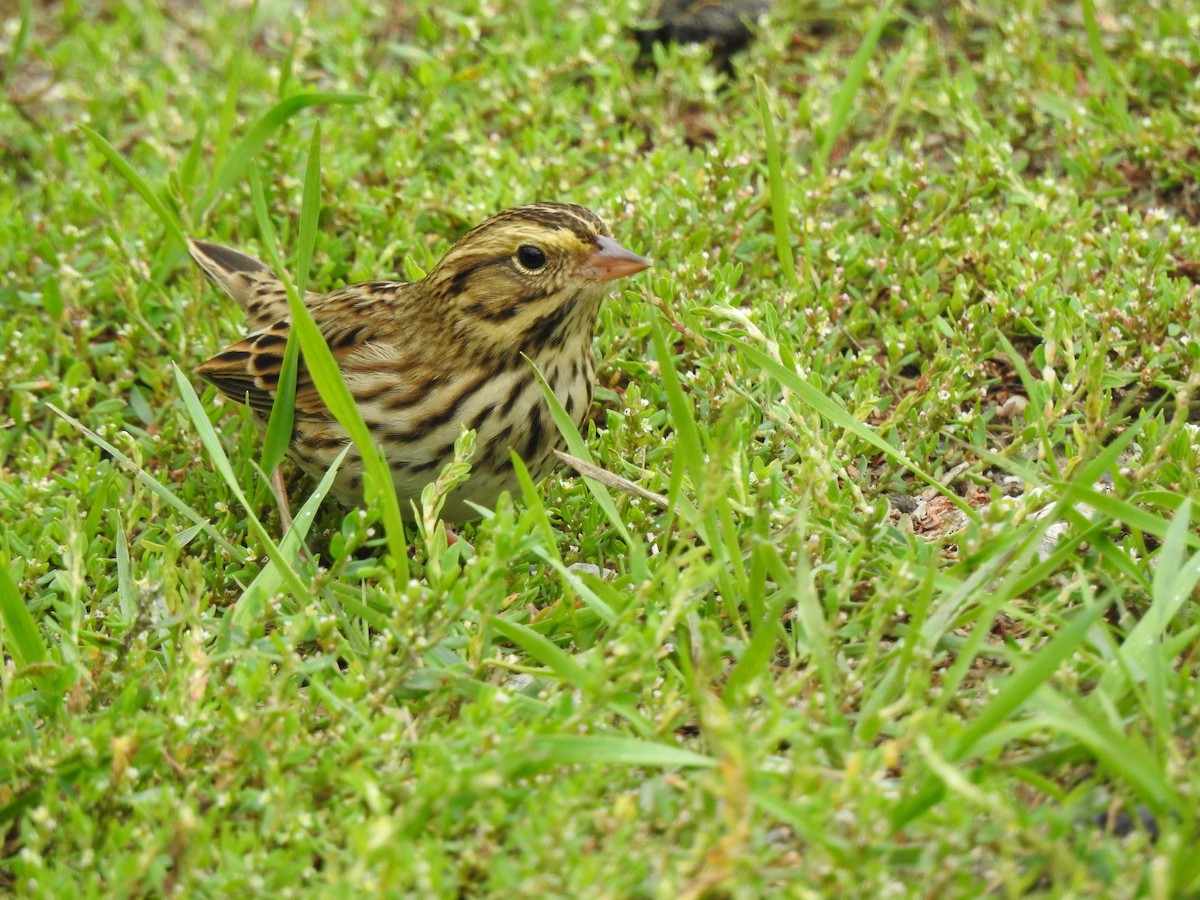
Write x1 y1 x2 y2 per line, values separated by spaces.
0 558 48 669
527 354 647 582
191 92 369 218
732 337 973 516
47 404 245 561
893 595 1111 829
1072 486 1200 550
651 316 748 612
173 363 313 607
1079 0 1118 96
757 78 798 291
649 317 707 511
529 547 617 625
235 447 349 627
114 518 136 623
723 587 790 698
951 598 1111 758
815 0 895 173
1098 500 1200 696
256 164 301 478
525 735 716 769
281 273 411 577
1030 689 1175 814
80 125 188 248
257 112 326 478
488 615 589 689
293 123 322 300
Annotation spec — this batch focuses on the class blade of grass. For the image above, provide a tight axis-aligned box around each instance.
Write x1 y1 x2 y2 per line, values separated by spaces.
2 0 32 85
235 447 350 628
1030 689 1175 814
757 77 799 291
927 483 1096 706
1065 413 1147 491
525 734 716 769
292 124 322 303
488 615 589 689
254 167 301 478
760 533 841 724
527 355 647 582
213 32 244 181
432 667 550 716
952 414 1175 571
952 597 1111 758
723 587 790 699
815 0 896 173
512 451 569 563
0 557 48 669
1070 486 1200 550
995 332 1060 479
732 338 974 517
178 111 208 203
752 789 854 861
1006 519 1111 598
80 126 188 248
529 548 617 625
1098 500 1200 696
892 594 1111 829
651 316 748 624
283 298 411 576
173 363 313 604
649 317 706 507
47 404 245 561
1079 0 1118 96
191 92 369 218
114 517 136 623
258 114 323 477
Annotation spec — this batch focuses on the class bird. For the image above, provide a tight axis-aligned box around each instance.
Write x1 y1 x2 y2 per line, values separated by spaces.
634 0 773 73
190 203 651 526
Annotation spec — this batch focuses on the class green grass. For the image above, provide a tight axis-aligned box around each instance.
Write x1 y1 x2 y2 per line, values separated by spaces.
4 0 1200 894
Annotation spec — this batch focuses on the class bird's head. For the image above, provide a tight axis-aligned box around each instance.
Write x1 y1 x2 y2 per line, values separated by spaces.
426 203 651 353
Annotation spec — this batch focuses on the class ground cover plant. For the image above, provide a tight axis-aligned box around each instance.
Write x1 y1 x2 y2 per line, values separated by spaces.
3 0 1200 894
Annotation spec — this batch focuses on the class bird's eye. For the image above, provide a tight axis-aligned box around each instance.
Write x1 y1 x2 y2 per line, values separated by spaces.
516 244 547 271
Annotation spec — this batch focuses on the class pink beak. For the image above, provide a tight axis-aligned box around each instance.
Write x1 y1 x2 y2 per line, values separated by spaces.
577 235 652 281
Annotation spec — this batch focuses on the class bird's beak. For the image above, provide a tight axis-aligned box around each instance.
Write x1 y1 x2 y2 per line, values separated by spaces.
578 235 653 281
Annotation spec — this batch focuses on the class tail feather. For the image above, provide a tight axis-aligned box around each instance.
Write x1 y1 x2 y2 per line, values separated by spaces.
188 238 310 331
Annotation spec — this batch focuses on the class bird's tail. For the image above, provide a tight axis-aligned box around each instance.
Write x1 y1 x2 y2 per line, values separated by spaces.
187 238 313 330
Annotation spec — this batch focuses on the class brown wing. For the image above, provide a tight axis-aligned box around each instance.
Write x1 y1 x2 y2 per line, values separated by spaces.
196 320 296 416
195 282 412 420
